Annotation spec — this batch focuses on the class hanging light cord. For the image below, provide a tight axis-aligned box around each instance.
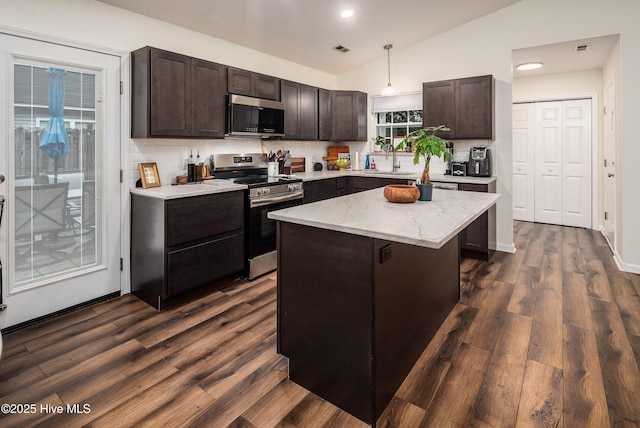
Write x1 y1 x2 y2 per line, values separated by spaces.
385 44 392 86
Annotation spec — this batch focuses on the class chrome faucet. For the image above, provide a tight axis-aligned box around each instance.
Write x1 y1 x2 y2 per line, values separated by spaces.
384 142 401 172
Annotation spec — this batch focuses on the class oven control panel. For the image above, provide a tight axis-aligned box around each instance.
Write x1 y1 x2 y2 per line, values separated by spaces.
233 156 254 164
255 187 271 196
249 182 304 199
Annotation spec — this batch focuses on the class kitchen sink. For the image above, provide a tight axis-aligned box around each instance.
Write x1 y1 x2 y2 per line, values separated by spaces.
361 170 416 176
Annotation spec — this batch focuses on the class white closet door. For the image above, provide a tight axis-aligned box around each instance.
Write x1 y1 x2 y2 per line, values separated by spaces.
561 99 592 228
534 102 563 225
512 103 535 221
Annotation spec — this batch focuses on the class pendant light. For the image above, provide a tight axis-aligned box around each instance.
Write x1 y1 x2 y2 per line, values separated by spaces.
381 44 396 96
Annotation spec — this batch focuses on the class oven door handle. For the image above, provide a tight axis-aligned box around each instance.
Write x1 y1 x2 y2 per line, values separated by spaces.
249 191 304 208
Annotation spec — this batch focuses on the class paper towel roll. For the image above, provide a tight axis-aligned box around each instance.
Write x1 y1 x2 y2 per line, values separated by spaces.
354 150 359 171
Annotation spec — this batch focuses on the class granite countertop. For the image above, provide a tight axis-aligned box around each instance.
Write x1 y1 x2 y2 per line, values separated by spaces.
293 169 497 185
130 179 247 200
268 187 500 249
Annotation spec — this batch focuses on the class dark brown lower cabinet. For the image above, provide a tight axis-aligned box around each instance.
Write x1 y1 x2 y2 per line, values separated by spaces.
347 176 410 193
302 178 337 204
459 182 496 260
277 222 460 425
131 191 245 309
303 176 409 204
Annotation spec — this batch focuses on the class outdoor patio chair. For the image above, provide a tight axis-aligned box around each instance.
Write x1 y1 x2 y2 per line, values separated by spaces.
15 182 76 259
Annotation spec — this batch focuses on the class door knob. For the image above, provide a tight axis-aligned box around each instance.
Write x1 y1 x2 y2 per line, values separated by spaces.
608 173 615 177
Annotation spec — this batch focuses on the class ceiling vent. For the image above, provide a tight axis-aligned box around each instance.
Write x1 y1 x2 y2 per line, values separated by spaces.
575 44 589 52
334 45 351 53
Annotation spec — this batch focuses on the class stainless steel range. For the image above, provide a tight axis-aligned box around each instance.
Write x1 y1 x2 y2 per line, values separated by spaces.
211 153 303 279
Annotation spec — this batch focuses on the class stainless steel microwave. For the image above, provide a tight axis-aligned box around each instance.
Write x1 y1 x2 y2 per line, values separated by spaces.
226 94 285 138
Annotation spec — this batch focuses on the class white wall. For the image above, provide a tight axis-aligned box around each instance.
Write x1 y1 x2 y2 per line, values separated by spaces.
338 0 640 270
513 70 603 101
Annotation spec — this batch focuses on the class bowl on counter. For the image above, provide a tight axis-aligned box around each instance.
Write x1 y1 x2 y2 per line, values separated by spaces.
383 184 420 203
334 158 350 171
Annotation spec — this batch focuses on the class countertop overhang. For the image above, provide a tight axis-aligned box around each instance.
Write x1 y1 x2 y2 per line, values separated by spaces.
268 187 500 249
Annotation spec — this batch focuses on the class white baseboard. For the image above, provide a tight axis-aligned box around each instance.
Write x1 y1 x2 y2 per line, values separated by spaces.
597 227 640 274
496 242 516 254
615 256 640 274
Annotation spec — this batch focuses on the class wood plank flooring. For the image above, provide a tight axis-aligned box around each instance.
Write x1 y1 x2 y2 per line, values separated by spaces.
1 221 639 427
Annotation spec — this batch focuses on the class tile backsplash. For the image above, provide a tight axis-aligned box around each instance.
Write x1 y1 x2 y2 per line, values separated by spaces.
129 137 368 188
129 137 488 188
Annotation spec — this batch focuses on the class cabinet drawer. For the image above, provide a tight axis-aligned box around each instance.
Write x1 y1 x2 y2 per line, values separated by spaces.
166 191 244 247
167 232 244 297
459 183 488 193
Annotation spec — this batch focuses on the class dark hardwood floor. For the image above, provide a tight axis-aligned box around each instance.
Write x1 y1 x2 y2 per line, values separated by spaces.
1 221 639 427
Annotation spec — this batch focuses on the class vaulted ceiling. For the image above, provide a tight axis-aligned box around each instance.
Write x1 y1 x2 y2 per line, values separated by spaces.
97 0 522 75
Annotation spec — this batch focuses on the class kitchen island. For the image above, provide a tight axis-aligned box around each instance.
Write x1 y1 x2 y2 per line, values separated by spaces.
268 187 500 426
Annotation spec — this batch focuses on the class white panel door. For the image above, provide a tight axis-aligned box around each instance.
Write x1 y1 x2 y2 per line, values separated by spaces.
534 102 563 224
603 81 616 249
561 99 592 228
512 103 535 221
0 34 121 328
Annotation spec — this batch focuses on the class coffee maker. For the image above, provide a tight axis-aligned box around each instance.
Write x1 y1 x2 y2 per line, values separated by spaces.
468 147 492 177
444 142 454 175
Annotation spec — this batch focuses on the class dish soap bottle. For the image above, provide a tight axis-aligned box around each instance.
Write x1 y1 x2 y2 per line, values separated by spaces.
187 150 195 182
370 157 376 170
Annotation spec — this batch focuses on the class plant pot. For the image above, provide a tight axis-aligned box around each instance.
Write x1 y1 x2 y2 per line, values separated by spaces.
417 183 433 201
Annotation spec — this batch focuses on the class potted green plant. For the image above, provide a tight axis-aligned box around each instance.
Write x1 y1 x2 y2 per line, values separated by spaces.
395 125 452 201
371 135 387 152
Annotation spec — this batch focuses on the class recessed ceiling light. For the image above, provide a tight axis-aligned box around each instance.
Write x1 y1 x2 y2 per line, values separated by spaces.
341 10 354 18
516 62 543 71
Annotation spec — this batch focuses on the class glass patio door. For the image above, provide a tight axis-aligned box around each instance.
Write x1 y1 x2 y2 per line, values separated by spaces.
0 33 121 329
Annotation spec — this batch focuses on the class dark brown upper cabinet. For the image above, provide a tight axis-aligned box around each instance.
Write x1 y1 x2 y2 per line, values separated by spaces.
330 90 367 141
423 75 494 140
422 80 455 140
131 47 226 138
227 67 280 101
318 88 331 141
281 80 318 140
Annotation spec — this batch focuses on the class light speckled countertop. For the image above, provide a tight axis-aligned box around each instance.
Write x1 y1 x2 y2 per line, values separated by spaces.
129 170 496 200
268 187 500 249
130 179 247 200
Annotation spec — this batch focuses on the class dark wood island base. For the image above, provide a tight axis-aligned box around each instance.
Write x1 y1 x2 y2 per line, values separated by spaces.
276 222 460 426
